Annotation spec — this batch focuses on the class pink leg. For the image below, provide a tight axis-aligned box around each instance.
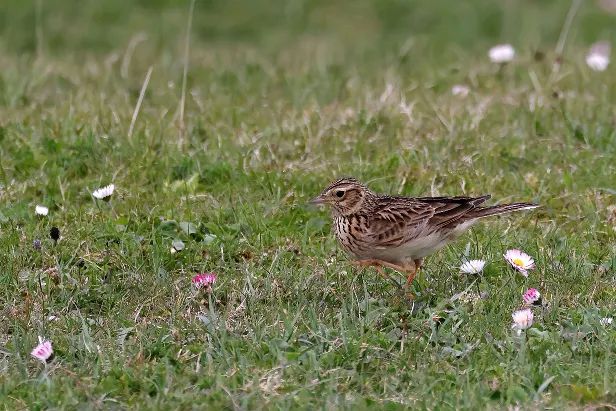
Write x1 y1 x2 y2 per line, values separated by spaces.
404 268 417 289
405 258 423 289
349 259 409 273
349 259 403 289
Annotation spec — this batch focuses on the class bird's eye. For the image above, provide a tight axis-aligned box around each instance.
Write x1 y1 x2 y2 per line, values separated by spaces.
335 190 345 198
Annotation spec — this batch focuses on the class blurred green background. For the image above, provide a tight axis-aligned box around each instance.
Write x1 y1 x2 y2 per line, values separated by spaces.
1 0 614 58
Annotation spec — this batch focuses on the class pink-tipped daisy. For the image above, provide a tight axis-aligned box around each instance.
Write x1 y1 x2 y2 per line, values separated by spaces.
35 206 49 216
511 308 533 335
31 339 53 363
192 273 217 289
504 250 535 277
522 288 541 306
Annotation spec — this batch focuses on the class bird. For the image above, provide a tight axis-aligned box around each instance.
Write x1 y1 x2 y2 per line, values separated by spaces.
309 177 539 290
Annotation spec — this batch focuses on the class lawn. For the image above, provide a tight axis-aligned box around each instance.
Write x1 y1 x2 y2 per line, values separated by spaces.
1 0 616 409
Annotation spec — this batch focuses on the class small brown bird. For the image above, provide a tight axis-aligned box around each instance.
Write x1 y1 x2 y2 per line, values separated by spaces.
310 178 538 289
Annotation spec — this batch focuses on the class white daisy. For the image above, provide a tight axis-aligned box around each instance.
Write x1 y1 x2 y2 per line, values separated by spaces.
600 317 613 326
31 339 53 363
586 41 610 72
504 249 535 277
93 184 115 200
35 205 49 216
459 259 486 274
512 308 533 335
451 85 470 97
489 44 515 63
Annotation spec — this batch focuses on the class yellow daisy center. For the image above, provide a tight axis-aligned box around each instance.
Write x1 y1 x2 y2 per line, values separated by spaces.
513 258 524 267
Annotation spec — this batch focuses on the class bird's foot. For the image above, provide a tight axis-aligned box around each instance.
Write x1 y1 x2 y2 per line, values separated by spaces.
349 259 408 273
349 259 409 291
404 270 417 290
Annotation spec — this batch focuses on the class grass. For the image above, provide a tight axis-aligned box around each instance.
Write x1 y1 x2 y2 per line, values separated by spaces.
1 0 616 408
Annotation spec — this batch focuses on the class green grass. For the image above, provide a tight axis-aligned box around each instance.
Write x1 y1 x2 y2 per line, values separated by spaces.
1 0 616 408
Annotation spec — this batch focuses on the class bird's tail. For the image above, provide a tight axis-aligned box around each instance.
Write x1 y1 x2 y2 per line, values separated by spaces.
470 203 539 218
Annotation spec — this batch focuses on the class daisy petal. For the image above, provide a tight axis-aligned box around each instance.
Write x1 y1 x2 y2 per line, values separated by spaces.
586 41 610 72
459 259 486 274
504 249 535 275
522 288 541 305
93 184 115 200
489 44 515 63
31 340 53 363
192 273 217 289
512 308 533 332
451 85 470 97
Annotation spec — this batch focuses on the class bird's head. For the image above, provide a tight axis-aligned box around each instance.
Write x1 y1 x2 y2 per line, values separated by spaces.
309 178 373 216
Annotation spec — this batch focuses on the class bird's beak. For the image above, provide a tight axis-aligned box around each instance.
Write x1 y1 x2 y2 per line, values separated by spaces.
309 195 326 205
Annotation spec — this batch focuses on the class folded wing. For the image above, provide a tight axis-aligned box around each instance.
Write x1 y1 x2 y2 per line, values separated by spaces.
366 195 493 248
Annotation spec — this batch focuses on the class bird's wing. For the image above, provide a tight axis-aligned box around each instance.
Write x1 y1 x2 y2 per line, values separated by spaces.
366 195 490 248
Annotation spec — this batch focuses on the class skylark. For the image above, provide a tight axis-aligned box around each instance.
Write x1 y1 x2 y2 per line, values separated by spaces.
310 178 539 289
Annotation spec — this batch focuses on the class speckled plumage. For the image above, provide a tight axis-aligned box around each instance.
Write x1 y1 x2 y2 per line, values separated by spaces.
310 177 539 288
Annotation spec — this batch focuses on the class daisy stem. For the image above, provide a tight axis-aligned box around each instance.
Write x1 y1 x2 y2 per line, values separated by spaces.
110 203 118 220
38 268 45 332
497 269 516 297
473 277 488 315
519 330 527 365
497 63 505 81
95 199 103 219
207 292 217 328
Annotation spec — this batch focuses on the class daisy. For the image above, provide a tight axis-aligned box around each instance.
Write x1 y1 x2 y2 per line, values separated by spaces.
451 85 470 97
522 288 541 305
31 339 53 363
489 44 515 63
93 184 115 201
586 41 610 72
35 205 49 216
512 308 533 335
192 273 217 289
459 259 486 274
504 250 535 277
600 317 613 326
